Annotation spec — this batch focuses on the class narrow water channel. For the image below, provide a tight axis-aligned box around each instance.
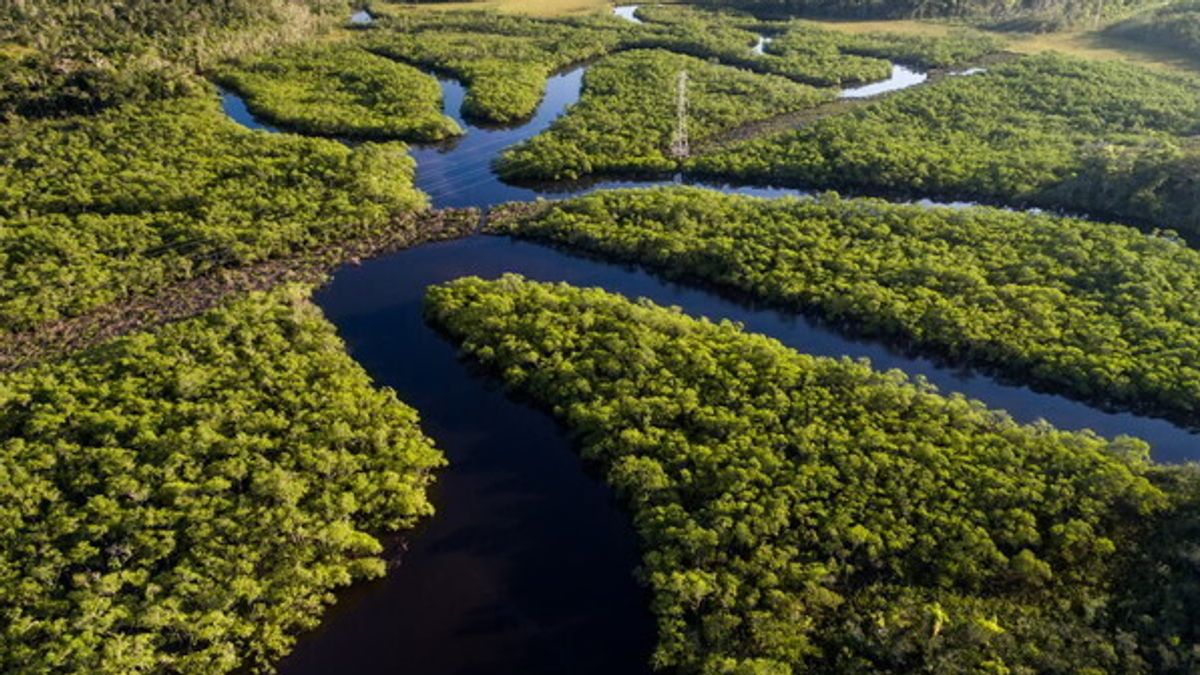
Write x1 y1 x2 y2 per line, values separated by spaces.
210 16 1200 672
286 232 1200 672
613 5 643 23
839 64 928 98
404 68 822 208
281 238 657 675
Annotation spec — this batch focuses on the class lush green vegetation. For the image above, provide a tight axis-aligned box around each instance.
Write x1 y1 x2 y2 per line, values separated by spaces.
0 0 346 120
698 0 1155 30
627 6 1002 85
0 95 424 333
215 42 460 141
426 274 1199 673
643 6 1002 72
363 11 629 123
491 186 1200 426
496 50 828 182
690 53 1200 237
769 20 1006 69
1 285 444 672
1108 0 1200 58
628 5 892 87
359 6 1000 124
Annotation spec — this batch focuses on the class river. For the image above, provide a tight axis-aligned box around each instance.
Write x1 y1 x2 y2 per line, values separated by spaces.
212 12 1200 673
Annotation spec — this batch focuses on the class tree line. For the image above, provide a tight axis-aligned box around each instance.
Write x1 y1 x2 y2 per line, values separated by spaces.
214 42 461 142
1107 0 1200 60
361 10 630 124
0 95 424 332
695 0 1156 30
1 285 444 672
356 5 1003 124
496 49 829 182
0 0 348 120
426 273 1200 673
689 53 1200 241
490 186 1200 427
634 5 1003 81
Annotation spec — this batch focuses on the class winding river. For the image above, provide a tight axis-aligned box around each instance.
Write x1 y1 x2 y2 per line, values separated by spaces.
212 10 1200 673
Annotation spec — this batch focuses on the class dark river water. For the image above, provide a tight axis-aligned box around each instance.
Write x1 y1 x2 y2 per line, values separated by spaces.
214 20 1200 673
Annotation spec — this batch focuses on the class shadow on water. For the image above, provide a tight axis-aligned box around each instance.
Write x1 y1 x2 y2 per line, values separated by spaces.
213 18 1200 672
280 238 656 675
284 231 1200 672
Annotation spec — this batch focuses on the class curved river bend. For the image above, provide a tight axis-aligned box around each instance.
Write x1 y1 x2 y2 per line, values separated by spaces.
214 15 1200 673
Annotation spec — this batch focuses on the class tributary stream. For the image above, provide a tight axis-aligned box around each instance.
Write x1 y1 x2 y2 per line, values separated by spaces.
212 11 1200 672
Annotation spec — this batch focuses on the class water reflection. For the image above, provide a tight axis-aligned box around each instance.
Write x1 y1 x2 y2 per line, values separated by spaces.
222 11 1200 674
612 5 642 23
840 64 929 98
329 236 1200 463
218 87 281 133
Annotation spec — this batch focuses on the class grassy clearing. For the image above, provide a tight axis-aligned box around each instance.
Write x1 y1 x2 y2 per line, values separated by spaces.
799 17 962 37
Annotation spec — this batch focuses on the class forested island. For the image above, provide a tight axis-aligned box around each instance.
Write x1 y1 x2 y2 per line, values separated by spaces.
427 274 1200 673
3 0 1200 672
489 187 1200 426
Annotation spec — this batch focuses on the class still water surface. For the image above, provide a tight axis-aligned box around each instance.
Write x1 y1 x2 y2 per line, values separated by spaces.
284 232 1200 672
210 22 1200 672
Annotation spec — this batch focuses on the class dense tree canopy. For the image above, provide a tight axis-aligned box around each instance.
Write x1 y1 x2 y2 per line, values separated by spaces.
626 5 892 86
690 53 1200 238
356 6 1001 125
497 49 829 182
215 42 460 141
0 0 346 119
0 94 424 332
0 286 444 672
426 274 1197 673
1108 0 1200 58
491 186 1200 427
696 0 1156 29
362 10 629 123
765 19 1005 69
633 5 1003 83
6 2 1200 673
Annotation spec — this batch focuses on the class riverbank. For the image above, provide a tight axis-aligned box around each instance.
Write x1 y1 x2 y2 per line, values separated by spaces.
693 51 1015 152
0 207 479 371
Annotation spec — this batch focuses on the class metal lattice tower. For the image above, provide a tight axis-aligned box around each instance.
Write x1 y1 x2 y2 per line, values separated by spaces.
669 70 689 160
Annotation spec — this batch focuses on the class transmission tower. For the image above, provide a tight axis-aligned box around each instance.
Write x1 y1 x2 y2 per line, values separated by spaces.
669 70 689 160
